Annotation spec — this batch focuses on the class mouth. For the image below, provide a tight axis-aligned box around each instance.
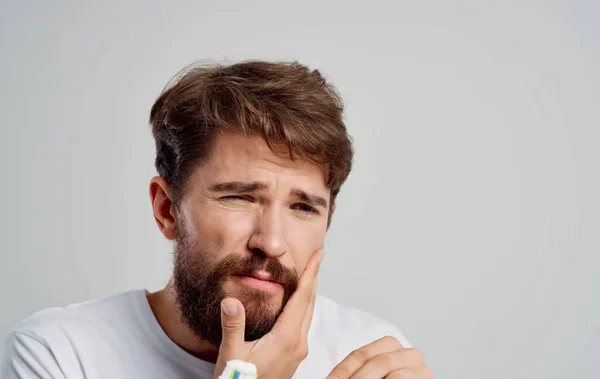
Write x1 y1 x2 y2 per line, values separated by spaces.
234 271 284 293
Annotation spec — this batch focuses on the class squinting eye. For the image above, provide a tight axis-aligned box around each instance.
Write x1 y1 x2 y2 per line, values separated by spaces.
221 196 251 201
292 203 319 215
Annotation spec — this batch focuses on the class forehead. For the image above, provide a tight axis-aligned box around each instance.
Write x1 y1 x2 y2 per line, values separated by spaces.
195 131 329 190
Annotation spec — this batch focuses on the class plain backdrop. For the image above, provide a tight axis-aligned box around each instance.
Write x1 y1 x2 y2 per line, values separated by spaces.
1 1 598 378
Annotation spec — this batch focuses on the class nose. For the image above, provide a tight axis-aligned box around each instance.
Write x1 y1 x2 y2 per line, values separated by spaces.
247 206 287 258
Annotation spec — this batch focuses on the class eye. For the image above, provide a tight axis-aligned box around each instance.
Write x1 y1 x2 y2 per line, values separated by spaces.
292 203 319 215
220 195 252 202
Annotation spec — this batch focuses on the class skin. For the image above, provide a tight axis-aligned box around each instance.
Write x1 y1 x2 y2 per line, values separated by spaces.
325 337 434 379
146 130 433 378
147 130 332 362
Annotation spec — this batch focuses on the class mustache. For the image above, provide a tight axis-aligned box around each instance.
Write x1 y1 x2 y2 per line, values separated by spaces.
212 253 299 287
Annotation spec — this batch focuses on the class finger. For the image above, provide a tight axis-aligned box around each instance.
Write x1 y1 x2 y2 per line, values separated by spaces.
384 367 434 379
299 270 318 338
383 369 417 379
271 249 323 336
300 249 322 338
326 336 403 379
348 349 425 379
219 298 246 353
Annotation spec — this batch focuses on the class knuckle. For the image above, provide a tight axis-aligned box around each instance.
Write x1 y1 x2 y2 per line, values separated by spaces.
303 286 314 299
283 336 300 351
221 321 241 335
382 335 402 349
349 348 368 362
373 352 394 370
297 345 309 360
350 348 370 363
407 348 425 365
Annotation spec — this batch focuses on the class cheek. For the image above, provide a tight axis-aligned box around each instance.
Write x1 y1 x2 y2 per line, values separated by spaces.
287 222 326 269
192 205 256 250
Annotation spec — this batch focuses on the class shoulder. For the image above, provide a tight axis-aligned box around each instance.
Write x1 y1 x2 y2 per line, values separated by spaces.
11 290 141 342
312 295 412 350
2 290 143 378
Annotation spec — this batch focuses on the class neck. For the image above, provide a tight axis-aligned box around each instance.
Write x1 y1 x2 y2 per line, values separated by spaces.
146 279 220 363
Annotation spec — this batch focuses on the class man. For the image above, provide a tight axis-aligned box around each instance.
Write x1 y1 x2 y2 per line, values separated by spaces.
2 61 433 378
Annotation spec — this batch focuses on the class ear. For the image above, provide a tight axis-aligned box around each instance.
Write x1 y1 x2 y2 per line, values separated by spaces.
149 176 178 240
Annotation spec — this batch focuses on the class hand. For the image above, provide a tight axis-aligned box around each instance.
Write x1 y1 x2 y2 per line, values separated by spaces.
326 336 434 379
212 249 323 379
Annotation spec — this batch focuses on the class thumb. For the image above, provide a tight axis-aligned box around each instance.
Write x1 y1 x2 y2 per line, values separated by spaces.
219 298 246 351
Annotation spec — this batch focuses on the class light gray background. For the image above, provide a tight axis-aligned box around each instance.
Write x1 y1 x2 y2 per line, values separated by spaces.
1 1 598 378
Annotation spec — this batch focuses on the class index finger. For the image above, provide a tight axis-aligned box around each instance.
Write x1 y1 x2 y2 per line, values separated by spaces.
327 336 405 379
270 249 323 335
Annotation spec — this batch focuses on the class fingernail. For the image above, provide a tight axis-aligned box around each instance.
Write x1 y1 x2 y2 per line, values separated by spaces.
221 299 238 316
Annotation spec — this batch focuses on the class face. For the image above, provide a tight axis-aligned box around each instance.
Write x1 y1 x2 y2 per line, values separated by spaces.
170 131 331 346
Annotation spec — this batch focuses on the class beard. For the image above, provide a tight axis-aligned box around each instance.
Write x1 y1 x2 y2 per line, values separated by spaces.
173 224 299 347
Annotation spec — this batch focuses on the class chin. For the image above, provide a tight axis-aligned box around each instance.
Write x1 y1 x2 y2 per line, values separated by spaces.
245 295 282 314
224 281 284 313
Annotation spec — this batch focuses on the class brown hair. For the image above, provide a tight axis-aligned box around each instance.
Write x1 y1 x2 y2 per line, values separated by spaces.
149 60 353 222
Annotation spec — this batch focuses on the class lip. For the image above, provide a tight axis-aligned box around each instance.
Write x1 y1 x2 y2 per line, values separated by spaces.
235 272 283 293
247 270 280 283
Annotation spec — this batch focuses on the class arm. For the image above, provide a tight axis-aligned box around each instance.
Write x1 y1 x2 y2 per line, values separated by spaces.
1 332 66 379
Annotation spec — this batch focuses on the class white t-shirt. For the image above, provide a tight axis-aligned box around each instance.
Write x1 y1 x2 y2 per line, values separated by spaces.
1 290 411 379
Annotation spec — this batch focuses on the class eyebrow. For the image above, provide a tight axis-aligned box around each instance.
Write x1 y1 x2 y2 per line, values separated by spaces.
209 181 269 193
209 181 329 209
289 188 328 209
